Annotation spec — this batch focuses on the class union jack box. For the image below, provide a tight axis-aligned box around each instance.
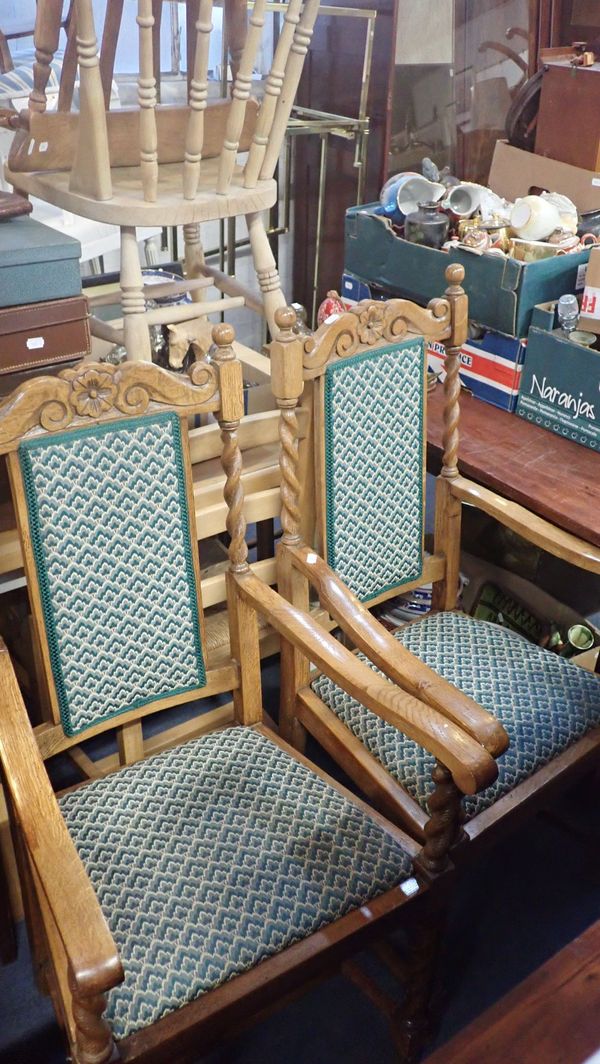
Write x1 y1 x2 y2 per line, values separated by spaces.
427 332 527 413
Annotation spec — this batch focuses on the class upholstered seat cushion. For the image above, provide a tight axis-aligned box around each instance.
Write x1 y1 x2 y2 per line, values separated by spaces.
59 727 413 1041
311 612 600 819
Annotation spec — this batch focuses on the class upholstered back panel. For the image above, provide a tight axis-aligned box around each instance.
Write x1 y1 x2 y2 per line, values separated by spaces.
19 412 206 736
322 338 425 602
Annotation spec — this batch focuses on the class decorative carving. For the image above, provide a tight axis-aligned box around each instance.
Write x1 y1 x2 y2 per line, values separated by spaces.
221 424 249 571
415 761 465 880
441 263 467 479
69 970 115 1064
302 298 453 378
70 369 117 418
0 360 220 453
441 346 461 479
210 323 249 573
355 303 386 346
279 404 302 543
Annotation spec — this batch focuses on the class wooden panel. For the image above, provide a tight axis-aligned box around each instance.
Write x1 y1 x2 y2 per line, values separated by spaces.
424 919 600 1064
426 386 600 548
10 98 260 174
535 63 600 171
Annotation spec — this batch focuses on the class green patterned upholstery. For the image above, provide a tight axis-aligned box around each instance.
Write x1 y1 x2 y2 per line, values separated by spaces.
19 413 206 737
59 727 413 1040
311 612 600 818
323 339 425 602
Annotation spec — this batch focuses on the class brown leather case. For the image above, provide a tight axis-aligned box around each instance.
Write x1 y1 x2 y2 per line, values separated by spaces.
0 191 32 220
0 296 90 388
535 61 600 171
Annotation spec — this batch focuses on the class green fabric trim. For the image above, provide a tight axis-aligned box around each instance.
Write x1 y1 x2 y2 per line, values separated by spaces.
323 340 425 604
19 412 207 738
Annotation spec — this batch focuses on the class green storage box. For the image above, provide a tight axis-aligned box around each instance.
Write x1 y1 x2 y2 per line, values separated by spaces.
517 309 600 452
344 204 590 338
0 215 82 308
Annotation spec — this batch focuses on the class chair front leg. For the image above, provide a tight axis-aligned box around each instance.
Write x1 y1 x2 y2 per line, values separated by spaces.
415 761 467 881
70 967 115 1064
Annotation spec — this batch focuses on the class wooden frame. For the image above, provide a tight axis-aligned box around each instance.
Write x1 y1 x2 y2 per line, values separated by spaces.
0 354 236 766
268 271 600 859
0 321 501 1062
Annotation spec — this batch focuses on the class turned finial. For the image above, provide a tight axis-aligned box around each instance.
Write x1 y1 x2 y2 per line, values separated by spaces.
274 305 297 333
212 322 236 351
445 263 465 288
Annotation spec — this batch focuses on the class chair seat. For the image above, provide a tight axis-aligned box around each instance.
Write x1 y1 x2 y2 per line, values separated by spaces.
311 612 600 820
5 161 278 228
58 727 412 1042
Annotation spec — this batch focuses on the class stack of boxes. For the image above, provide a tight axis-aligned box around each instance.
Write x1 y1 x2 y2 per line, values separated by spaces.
0 214 89 395
342 143 600 433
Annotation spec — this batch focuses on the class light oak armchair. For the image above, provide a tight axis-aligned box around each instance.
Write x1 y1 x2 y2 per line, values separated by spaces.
269 269 600 865
5 0 320 358
0 325 500 1062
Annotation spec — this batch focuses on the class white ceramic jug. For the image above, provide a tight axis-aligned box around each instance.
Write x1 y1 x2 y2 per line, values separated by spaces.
510 196 561 242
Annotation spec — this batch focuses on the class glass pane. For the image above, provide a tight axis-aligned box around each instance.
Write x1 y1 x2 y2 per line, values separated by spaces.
389 0 530 184
458 0 529 183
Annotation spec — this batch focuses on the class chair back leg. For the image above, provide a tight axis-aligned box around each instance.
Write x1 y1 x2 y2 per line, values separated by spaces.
247 211 285 336
121 227 152 362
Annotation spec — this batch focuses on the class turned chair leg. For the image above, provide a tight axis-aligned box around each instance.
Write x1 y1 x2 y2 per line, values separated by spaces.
396 906 448 1062
246 210 286 336
120 226 152 362
183 222 206 304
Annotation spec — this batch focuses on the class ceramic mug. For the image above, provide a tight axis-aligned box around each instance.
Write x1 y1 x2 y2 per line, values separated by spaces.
395 175 446 218
443 182 483 218
379 171 420 223
510 195 561 242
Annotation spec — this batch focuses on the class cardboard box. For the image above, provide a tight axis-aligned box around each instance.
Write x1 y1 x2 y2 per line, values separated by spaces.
344 204 590 338
0 215 82 308
579 246 600 335
517 311 600 452
489 140 600 215
428 331 526 412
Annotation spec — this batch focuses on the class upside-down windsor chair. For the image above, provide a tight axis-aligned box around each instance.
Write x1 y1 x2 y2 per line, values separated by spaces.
4 0 319 361
268 264 600 864
0 322 505 1062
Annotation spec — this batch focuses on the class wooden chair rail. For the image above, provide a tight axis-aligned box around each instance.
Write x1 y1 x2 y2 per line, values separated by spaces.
233 568 500 796
0 641 122 997
34 661 239 762
280 542 509 758
450 475 600 575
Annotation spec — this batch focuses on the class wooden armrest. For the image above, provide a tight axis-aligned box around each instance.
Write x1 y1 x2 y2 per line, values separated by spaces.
233 570 500 796
0 642 122 997
282 543 509 759
450 476 600 575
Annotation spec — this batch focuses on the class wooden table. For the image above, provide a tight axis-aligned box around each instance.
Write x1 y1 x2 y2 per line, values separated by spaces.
424 919 600 1064
427 387 600 548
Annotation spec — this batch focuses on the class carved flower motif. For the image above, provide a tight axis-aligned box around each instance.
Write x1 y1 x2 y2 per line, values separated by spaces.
71 370 117 418
356 305 385 345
